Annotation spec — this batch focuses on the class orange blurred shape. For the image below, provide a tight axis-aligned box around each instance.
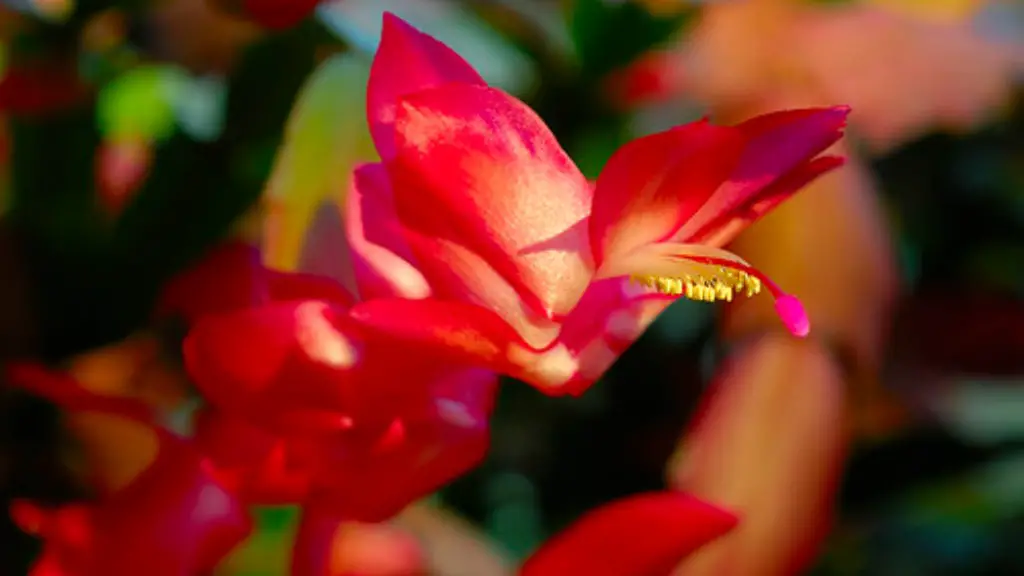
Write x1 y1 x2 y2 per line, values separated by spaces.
80 10 128 54
678 0 1023 152
669 335 847 576
291 508 426 576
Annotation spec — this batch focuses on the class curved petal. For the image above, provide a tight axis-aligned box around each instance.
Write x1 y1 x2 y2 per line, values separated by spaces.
688 155 845 248
5 363 156 423
674 106 850 242
368 12 485 161
596 243 810 337
391 83 593 319
349 298 590 395
589 121 745 264
183 301 366 434
519 492 737 576
345 163 432 300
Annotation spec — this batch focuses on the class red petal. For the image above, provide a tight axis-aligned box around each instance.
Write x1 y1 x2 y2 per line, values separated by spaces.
88 432 253 575
689 155 846 247
10 383 252 576
367 12 485 161
157 242 268 323
348 298 524 378
5 363 155 423
675 106 850 242
520 492 737 576
308 369 495 522
391 83 593 320
345 163 431 300
589 120 745 264
183 301 365 434
194 406 318 505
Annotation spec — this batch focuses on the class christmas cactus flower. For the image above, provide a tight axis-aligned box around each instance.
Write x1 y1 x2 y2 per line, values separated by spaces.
164 241 497 523
346 14 850 395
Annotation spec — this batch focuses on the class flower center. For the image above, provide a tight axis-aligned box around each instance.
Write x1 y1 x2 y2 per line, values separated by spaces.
629 267 762 303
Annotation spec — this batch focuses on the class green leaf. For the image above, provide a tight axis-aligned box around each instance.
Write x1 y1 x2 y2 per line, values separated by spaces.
262 52 376 270
97 65 184 143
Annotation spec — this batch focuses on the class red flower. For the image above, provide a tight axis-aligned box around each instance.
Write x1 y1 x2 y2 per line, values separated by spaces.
164 241 498 521
520 491 737 576
344 14 849 396
6 365 252 576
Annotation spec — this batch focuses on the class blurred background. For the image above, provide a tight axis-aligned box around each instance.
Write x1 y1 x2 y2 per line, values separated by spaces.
0 0 1022 574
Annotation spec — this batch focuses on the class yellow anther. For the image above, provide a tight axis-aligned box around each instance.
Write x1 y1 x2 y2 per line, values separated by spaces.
629 268 762 304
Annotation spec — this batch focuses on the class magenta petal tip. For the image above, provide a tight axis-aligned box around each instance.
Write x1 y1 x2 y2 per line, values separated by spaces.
775 295 810 337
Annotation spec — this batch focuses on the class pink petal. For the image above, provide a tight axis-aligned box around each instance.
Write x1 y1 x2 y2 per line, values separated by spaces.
595 242 811 338
345 163 432 300
519 492 737 576
688 155 845 248
553 278 675 393
589 120 745 264
367 12 485 161
390 83 593 320
674 106 850 242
